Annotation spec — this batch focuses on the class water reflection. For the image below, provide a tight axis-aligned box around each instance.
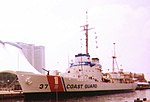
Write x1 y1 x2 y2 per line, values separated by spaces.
1 90 150 102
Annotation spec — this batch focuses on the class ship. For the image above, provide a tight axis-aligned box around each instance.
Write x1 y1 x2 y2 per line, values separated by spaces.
16 52 137 99
0 13 137 99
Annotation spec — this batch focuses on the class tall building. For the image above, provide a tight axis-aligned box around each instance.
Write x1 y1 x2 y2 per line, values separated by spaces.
16 42 45 74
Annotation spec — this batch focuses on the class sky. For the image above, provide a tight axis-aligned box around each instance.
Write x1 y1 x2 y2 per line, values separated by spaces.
0 0 150 80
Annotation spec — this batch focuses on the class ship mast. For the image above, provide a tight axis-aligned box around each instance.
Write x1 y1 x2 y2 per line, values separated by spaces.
112 43 119 72
81 11 93 54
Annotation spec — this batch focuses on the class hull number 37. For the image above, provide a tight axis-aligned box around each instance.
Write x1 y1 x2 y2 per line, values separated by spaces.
39 84 48 89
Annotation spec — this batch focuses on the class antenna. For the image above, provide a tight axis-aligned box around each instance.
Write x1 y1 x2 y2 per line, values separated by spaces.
80 11 94 54
86 11 88 25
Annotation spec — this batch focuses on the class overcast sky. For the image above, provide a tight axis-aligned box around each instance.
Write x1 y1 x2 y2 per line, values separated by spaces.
0 0 150 80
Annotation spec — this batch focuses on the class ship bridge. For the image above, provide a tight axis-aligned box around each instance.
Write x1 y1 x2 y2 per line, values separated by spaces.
70 53 102 68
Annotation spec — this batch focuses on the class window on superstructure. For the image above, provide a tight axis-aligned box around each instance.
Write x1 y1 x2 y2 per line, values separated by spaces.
70 62 91 67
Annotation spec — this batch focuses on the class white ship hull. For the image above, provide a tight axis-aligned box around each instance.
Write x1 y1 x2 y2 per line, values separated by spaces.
16 71 137 98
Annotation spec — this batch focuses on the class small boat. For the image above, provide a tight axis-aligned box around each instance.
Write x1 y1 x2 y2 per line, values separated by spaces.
136 82 150 90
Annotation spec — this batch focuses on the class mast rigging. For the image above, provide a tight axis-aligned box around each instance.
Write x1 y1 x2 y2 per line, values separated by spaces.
81 11 94 54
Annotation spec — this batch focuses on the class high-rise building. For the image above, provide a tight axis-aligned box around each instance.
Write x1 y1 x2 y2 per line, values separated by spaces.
16 42 45 74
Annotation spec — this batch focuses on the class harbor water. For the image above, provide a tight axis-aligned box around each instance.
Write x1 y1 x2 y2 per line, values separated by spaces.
1 89 150 102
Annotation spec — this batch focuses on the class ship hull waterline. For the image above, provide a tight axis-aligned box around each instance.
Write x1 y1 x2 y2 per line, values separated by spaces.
16 72 137 99
23 89 135 99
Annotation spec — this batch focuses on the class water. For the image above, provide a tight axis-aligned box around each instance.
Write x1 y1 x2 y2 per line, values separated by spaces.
1 89 150 102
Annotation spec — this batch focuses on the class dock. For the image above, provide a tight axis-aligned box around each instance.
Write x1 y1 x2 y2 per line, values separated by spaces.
0 90 23 99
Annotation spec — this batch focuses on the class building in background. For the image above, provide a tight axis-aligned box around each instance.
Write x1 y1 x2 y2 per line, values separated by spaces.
16 42 45 74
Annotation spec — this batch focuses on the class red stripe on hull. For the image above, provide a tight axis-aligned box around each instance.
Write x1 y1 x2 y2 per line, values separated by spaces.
47 75 65 92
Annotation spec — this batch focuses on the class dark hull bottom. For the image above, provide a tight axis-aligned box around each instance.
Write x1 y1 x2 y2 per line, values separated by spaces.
136 87 150 90
24 89 135 100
